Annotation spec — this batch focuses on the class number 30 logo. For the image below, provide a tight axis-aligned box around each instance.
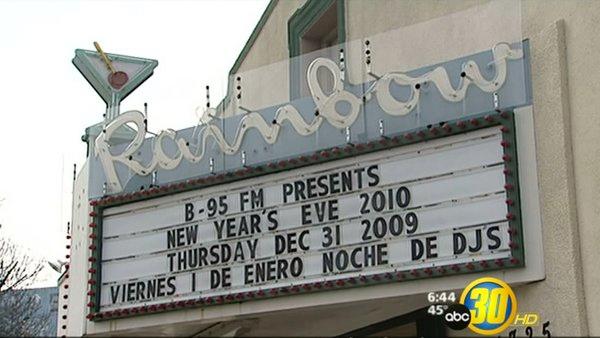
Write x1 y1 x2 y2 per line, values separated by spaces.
460 277 517 335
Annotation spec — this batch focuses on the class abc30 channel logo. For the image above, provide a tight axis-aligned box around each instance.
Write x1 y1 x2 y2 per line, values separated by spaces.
427 277 551 336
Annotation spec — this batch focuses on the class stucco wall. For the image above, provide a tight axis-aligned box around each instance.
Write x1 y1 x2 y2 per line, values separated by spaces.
222 0 307 117
235 1 306 73
520 3 600 334
509 18 589 337
230 0 600 334
58 161 90 337
345 0 600 335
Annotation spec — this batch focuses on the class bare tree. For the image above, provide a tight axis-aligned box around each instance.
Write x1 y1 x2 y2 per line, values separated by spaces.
0 237 48 336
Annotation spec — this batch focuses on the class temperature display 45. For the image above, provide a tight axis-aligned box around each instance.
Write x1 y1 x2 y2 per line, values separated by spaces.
427 291 457 316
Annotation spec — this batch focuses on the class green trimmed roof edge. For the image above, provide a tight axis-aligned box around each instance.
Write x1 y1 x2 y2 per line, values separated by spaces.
216 0 278 113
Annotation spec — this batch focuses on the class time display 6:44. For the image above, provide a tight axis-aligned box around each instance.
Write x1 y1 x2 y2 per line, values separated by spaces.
427 291 457 303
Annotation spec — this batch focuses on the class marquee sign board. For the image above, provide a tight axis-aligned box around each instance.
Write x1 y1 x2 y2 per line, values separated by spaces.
87 113 523 319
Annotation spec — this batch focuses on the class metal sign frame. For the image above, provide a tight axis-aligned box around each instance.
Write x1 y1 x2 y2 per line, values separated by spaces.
85 41 532 199
72 49 158 105
85 110 523 321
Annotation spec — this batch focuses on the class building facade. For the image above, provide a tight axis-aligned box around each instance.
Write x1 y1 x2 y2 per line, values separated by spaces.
60 0 600 336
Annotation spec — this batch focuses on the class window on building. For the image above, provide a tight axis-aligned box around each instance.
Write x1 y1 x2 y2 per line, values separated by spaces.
288 0 345 100
299 2 338 55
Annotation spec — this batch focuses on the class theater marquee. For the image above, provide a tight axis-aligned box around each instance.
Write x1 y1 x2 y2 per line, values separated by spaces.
88 117 524 319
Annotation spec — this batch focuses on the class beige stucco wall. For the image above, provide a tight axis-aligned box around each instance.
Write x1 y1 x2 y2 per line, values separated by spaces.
227 0 600 334
222 0 307 117
346 0 600 335
521 4 600 335
58 161 91 337
235 1 306 73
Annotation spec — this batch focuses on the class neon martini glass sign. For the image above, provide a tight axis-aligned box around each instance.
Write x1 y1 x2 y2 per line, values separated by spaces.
72 42 158 121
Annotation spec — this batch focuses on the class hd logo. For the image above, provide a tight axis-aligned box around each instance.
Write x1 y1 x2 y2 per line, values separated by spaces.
459 277 518 335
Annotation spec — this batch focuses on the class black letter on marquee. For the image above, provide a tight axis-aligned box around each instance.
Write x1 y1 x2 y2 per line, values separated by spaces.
301 204 312 225
275 235 286 255
322 252 334 273
282 183 293 203
411 239 424 260
110 285 120 304
367 165 380 187
487 226 501 250
267 210 279 230
185 203 194 222
453 232 466 255
468 230 482 253
426 236 438 258
191 273 196 292
210 269 220 289
166 276 176 295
